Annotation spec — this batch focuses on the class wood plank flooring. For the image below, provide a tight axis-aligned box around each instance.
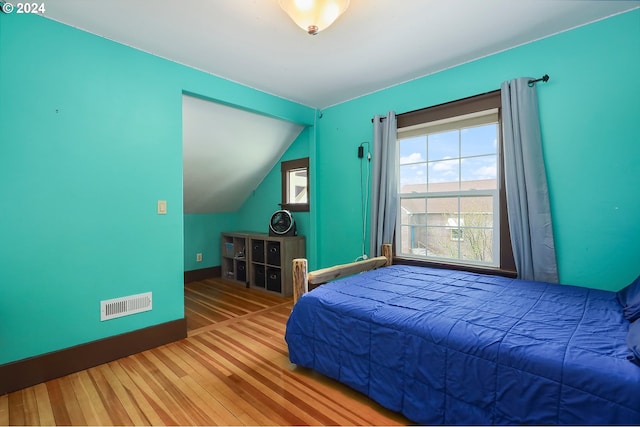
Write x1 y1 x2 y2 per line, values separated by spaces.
1 278 410 426
184 278 286 334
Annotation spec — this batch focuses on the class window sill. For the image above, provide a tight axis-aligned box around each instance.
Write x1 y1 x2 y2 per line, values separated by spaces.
393 256 517 278
280 203 309 213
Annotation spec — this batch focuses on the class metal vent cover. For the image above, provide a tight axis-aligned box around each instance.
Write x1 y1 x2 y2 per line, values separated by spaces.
100 292 152 321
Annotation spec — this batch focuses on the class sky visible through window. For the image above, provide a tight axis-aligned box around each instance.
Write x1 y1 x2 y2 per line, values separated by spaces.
399 124 498 190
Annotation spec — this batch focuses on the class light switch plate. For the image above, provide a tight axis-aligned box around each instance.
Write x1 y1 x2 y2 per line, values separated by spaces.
157 200 167 214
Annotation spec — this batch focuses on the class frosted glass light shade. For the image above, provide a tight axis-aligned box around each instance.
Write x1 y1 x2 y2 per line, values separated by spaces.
279 0 350 35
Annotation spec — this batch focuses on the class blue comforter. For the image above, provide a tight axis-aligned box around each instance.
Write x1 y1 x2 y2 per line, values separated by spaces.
285 265 640 425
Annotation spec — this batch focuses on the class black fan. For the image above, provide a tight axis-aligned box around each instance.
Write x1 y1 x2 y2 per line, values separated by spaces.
269 210 296 237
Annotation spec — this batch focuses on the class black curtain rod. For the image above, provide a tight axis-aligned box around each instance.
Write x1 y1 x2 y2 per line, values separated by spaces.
528 74 550 87
371 76 549 123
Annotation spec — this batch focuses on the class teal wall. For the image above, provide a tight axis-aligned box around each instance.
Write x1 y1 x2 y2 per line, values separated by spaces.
314 10 640 291
0 13 314 365
184 213 237 271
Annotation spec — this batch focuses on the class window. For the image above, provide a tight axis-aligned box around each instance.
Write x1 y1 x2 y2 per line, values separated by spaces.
448 218 464 241
396 91 515 273
281 157 309 212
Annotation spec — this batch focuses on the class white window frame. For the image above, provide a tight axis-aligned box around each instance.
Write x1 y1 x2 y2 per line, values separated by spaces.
281 157 309 212
395 110 500 268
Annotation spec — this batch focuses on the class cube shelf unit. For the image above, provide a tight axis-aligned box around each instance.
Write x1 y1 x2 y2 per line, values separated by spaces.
220 232 249 285
221 232 305 296
249 234 305 297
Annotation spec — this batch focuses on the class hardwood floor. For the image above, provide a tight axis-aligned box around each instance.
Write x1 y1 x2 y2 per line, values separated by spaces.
184 278 287 334
1 278 409 426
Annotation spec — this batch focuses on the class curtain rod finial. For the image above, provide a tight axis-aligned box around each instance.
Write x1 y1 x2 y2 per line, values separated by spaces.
528 74 550 87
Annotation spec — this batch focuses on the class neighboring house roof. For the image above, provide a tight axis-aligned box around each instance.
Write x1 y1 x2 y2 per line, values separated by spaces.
401 179 496 215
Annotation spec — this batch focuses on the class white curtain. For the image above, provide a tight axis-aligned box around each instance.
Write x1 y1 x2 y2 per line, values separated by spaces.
501 78 558 283
370 111 398 257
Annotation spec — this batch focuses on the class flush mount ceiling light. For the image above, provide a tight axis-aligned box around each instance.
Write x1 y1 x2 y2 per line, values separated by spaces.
279 0 350 35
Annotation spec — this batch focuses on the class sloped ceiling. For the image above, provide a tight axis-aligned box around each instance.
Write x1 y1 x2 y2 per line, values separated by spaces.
182 95 303 214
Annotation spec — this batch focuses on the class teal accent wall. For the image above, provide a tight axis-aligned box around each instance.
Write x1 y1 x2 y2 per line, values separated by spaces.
314 10 640 291
184 213 237 271
236 127 315 266
0 13 313 365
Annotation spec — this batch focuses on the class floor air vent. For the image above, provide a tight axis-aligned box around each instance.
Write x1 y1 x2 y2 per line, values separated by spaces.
100 292 152 321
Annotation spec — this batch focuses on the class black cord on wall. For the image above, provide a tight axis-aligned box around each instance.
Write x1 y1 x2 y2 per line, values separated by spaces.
357 142 371 261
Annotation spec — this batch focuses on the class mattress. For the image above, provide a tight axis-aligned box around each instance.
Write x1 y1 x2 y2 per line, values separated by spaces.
285 265 640 425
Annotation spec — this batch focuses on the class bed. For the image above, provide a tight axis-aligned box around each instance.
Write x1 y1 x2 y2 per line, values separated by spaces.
285 247 640 425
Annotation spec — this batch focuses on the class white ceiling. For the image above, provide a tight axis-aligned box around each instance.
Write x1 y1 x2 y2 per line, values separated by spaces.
41 1 639 214
43 0 639 109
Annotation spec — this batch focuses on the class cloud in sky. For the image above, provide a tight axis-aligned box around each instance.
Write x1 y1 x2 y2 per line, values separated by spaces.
399 123 498 187
400 163 426 186
470 164 497 180
428 157 458 183
400 152 424 164
431 157 457 172
461 157 497 180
